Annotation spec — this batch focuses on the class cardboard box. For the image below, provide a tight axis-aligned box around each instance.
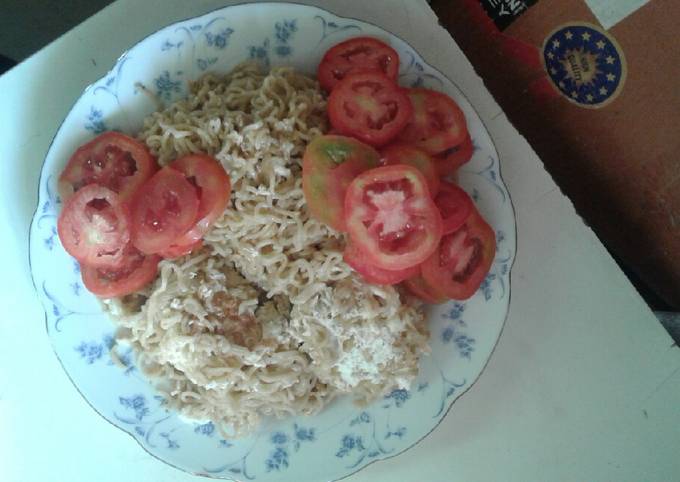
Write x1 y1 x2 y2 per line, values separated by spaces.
430 0 680 308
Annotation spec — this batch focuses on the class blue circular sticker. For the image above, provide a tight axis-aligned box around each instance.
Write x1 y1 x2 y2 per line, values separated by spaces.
542 23 626 108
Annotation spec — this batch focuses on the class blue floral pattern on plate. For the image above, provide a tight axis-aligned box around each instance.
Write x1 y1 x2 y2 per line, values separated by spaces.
248 19 299 67
28 3 516 481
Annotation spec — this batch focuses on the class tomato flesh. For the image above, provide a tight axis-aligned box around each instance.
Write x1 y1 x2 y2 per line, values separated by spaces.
434 134 474 177
401 88 468 155
81 246 160 298
328 72 413 147
434 182 474 234
129 168 200 254
343 241 418 285
381 144 439 195
165 154 231 251
57 184 130 267
421 208 496 300
402 273 448 304
158 239 203 259
317 37 399 92
303 135 380 231
58 131 157 202
345 165 442 270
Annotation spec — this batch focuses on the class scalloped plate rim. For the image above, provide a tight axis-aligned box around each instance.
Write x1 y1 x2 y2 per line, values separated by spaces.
28 3 517 481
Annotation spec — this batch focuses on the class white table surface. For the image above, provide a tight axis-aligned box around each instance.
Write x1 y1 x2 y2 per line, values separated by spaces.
0 1 678 481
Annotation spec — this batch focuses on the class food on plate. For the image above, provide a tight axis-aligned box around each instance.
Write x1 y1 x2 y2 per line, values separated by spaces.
58 131 157 202
57 184 131 267
54 37 497 437
343 240 419 285
421 207 496 300
158 239 203 259
57 131 230 283
344 164 442 270
82 246 161 298
164 154 232 248
101 63 427 437
435 181 474 234
381 143 440 195
129 167 201 254
302 134 379 231
328 71 413 147
401 87 469 154
434 133 474 177
403 273 447 305
317 36 399 91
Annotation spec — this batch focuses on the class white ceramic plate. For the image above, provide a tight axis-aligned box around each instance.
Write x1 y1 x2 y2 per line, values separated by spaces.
29 3 516 481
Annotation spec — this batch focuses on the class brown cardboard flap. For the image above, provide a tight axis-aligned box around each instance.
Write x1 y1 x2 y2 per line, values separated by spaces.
431 0 680 308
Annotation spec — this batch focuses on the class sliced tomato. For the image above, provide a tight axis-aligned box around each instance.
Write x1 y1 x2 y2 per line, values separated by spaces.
434 182 474 235
158 239 203 259
58 131 157 202
402 273 448 304
344 165 443 270
421 208 496 300
317 36 399 92
303 135 380 231
82 246 160 298
166 154 231 247
343 241 418 285
401 88 468 155
381 144 439 195
328 72 413 147
434 134 474 177
57 184 130 267
129 168 200 254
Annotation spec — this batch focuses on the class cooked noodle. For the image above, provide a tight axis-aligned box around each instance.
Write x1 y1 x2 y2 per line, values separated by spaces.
105 63 429 437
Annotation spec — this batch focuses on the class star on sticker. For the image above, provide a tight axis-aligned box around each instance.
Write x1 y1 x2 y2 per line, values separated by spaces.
586 94 594 102
600 86 608 95
559 81 566 88
605 55 616 64
606 73 616 82
565 31 574 40
550 67 557 75
582 32 592 41
571 91 578 98
552 39 560 49
596 40 606 49
547 51 555 60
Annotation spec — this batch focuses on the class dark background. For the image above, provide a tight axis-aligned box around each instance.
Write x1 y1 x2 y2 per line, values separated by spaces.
0 0 113 71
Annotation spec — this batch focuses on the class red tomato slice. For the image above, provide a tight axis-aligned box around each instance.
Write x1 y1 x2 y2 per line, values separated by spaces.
129 168 200 254
166 154 231 247
58 131 157 202
434 134 474 177
401 88 468 155
81 246 160 298
381 144 439 195
328 72 413 147
402 273 448 304
344 165 443 270
57 184 130 267
434 181 474 235
317 36 400 92
302 135 380 231
421 208 496 300
158 239 203 259
343 241 418 285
